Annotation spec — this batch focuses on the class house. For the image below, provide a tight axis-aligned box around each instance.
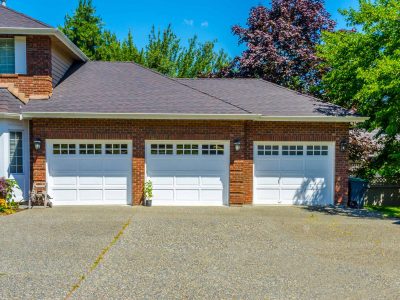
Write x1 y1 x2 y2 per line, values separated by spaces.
0 5 367 206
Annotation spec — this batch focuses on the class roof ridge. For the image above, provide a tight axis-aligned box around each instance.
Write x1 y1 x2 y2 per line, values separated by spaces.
0 5 51 28
129 62 253 114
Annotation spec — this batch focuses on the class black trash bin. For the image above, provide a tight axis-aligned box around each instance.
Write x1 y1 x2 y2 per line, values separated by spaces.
348 177 369 208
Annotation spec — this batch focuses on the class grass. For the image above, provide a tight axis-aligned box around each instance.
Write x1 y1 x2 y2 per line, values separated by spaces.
366 205 400 218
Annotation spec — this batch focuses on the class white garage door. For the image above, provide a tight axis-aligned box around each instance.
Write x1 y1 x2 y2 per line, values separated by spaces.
47 140 132 205
254 142 334 205
146 141 229 206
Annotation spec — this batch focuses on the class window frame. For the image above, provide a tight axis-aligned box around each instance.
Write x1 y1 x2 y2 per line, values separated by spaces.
0 38 15 74
9 131 23 174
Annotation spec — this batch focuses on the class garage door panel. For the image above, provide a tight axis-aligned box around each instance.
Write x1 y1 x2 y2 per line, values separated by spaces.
256 189 280 202
146 141 228 206
201 190 223 201
104 176 128 186
201 176 223 186
79 189 103 201
176 190 200 201
254 143 333 205
153 189 174 201
52 189 77 202
176 176 200 185
280 159 303 171
103 159 131 172
256 176 280 186
50 160 78 172
105 190 127 201
280 176 306 186
256 160 280 171
79 176 103 185
47 140 131 205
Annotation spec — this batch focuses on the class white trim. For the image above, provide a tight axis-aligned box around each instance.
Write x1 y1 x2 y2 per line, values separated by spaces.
14 36 26 74
21 112 368 123
0 28 88 61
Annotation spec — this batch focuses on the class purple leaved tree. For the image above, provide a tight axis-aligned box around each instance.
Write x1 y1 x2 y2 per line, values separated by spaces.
231 0 335 94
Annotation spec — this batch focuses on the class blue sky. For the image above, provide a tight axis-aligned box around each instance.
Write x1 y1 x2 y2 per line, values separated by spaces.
9 0 359 57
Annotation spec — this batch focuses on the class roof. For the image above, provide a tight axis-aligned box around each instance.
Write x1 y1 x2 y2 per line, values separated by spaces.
0 5 51 29
0 88 21 114
22 61 364 122
23 62 246 115
177 78 356 118
0 6 88 61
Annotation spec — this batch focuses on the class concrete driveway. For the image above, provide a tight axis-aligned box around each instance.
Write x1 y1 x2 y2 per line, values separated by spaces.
1 206 399 299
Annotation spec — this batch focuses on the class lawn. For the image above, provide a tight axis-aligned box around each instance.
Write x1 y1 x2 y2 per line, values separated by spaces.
366 205 400 218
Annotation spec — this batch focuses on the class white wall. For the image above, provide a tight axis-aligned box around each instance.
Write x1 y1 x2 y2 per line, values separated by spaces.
0 118 30 200
14 36 27 74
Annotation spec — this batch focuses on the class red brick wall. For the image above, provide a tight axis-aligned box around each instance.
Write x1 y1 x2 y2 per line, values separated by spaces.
0 35 52 98
30 119 349 206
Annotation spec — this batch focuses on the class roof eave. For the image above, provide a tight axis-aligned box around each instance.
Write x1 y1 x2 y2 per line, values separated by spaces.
0 27 89 62
0 112 21 119
259 116 369 123
21 112 369 123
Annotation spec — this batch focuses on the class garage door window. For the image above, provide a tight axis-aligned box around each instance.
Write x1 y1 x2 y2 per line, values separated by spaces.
202 144 224 155
79 144 102 155
53 144 76 155
150 144 173 155
177 144 199 155
105 144 128 155
257 145 279 156
307 145 328 156
282 145 303 156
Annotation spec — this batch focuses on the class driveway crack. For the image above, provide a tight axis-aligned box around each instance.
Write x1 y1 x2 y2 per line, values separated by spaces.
65 215 133 299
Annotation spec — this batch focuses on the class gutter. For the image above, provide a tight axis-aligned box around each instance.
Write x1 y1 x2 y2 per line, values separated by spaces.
0 112 21 119
0 27 89 61
20 112 369 123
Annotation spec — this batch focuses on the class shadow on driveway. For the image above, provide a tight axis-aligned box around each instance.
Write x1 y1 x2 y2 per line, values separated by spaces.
302 206 400 225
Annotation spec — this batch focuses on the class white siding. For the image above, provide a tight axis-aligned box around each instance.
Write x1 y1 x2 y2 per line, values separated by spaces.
51 44 74 86
14 36 27 74
0 119 30 200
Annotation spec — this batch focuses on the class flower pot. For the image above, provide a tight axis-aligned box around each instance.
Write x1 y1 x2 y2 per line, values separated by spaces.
145 199 152 207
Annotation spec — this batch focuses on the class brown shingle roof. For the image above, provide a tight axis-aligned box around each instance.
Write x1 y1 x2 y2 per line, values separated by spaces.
177 78 356 117
23 61 360 119
23 62 247 115
0 5 51 28
0 88 21 114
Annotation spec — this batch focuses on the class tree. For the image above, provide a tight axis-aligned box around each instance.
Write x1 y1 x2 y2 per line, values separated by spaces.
318 0 400 178
231 1 335 94
60 0 103 60
61 1 229 77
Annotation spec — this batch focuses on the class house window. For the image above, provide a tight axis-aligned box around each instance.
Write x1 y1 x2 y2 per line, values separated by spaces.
79 144 102 155
202 144 224 155
150 144 173 155
0 38 15 74
307 145 328 156
53 144 76 155
9 132 23 174
105 144 128 155
258 145 279 156
282 145 303 156
177 144 199 155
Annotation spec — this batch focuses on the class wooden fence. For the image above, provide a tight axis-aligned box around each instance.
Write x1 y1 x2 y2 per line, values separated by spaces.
364 178 400 206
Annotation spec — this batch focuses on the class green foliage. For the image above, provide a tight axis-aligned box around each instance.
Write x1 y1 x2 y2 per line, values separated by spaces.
318 0 400 178
0 178 19 213
60 1 229 77
60 0 103 60
144 180 153 200
366 206 400 218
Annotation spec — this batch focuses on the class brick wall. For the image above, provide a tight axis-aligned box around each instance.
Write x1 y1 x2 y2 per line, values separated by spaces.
30 119 349 206
0 35 52 99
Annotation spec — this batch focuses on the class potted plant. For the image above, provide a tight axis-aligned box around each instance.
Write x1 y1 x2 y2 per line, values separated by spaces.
144 180 153 207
